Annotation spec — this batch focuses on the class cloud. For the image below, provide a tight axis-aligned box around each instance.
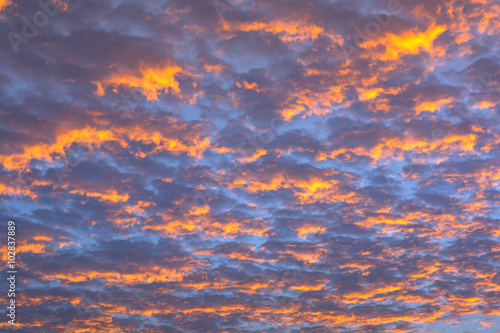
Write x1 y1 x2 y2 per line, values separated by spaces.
0 0 499 332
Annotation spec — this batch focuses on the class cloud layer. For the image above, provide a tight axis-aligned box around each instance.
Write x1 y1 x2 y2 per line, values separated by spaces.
0 0 500 332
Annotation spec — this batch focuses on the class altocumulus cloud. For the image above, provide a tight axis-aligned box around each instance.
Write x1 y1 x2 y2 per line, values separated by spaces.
0 0 500 332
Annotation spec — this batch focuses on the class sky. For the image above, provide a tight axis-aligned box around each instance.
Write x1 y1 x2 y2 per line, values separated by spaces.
0 0 500 332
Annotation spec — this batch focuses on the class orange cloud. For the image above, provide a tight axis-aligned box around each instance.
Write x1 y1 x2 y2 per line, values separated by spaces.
296 224 326 238
70 189 129 203
361 23 446 61
318 133 477 163
237 149 267 164
415 97 454 114
0 126 125 171
0 0 12 12
0 122 210 171
17 235 52 254
229 171 359 205
236 80 263 93
0 182 36 199
93 63 184 101
279 85 347 121
224 20 326 42
280 246 327 264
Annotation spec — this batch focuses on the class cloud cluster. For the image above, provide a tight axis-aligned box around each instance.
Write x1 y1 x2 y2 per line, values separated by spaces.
0 0 499 331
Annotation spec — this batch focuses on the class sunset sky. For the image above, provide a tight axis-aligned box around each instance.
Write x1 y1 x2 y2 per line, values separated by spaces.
1 0 500 332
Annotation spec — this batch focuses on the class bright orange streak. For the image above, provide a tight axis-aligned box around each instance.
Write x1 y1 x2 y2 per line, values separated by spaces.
69 189 129 203
237 149 267 163
225 20 326 42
